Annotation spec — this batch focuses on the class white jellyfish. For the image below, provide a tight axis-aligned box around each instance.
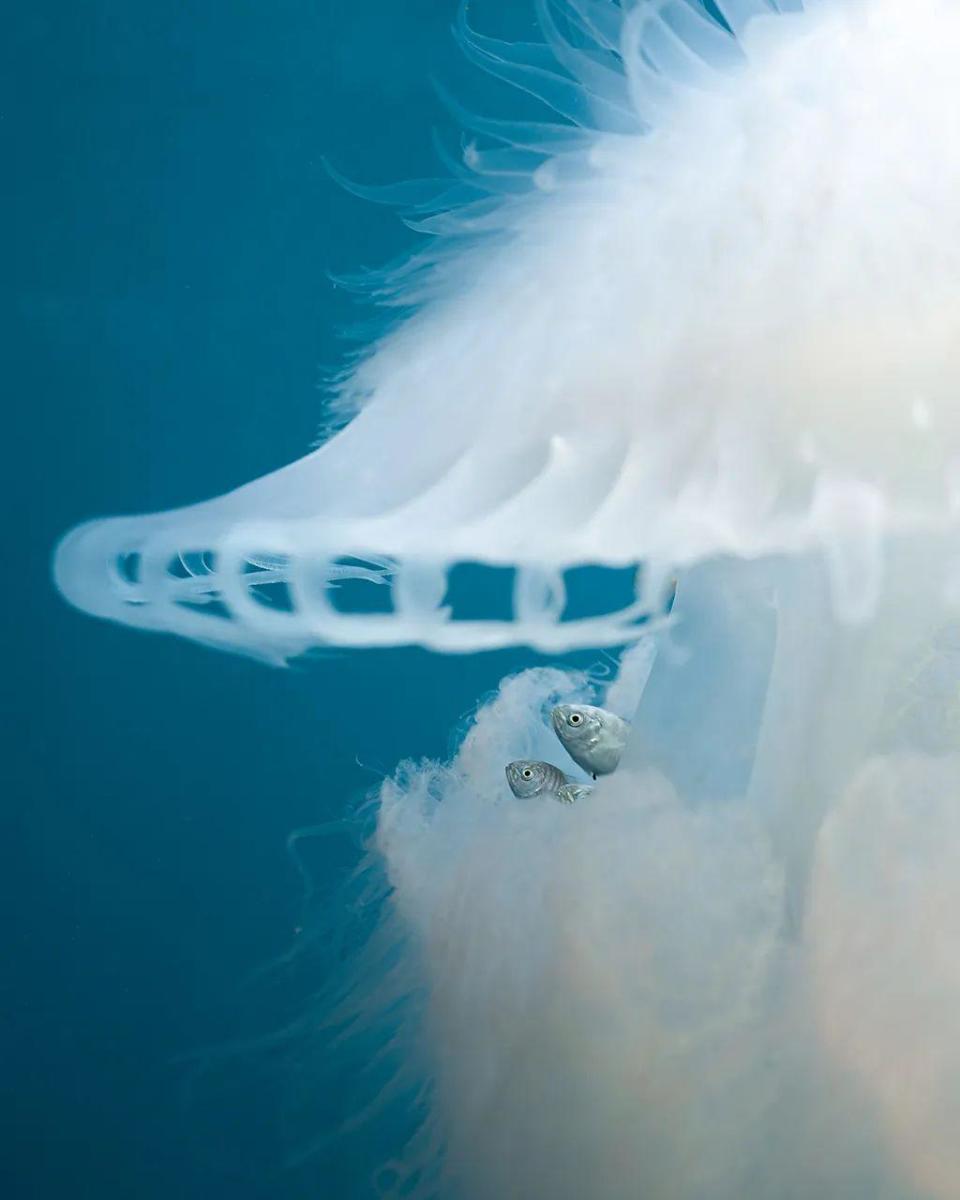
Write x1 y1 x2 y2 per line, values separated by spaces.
55 1 960 1197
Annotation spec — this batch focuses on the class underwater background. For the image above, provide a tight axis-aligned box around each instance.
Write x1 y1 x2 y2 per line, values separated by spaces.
16 2 960 1198
6 2 584 1196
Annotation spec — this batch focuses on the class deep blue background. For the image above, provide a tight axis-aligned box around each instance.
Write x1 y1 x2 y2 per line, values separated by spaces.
3 3 568 1197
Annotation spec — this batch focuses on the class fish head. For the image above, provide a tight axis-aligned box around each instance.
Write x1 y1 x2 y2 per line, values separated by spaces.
551 704 603 750
505 760 550 798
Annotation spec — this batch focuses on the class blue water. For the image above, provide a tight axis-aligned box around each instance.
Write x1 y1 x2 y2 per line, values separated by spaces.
6 4 598 1196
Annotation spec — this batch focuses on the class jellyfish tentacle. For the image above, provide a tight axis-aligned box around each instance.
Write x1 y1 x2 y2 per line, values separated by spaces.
711 0 784 38
429 130 544 198
655 2 747 70
533 0 636 110
433 78 593 155
601 1 752 130
555 0 624 54
402 195 515 237
454 4 641 133
625 2 741 85
321 159 462 211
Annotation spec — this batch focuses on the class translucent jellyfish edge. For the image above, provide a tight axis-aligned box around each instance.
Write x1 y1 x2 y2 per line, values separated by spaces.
52 517 673 657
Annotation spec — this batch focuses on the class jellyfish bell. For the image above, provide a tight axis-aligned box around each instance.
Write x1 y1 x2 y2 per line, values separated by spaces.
54 0 960 662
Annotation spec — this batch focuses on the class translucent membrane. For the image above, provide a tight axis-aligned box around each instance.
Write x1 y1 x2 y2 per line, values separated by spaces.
367 540 960 1199
55 0 960 657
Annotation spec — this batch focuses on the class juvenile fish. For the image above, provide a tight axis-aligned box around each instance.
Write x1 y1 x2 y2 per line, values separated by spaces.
551 704 631 779
505 760 591 806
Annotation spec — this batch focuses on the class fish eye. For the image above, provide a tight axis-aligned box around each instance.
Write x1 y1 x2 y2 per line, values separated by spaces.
569 713 583 725
522 768 533 779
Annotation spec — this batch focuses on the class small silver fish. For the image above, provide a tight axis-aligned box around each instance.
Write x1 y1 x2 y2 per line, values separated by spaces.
505 760 591 806
551 704 631 779
557 781 593 805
